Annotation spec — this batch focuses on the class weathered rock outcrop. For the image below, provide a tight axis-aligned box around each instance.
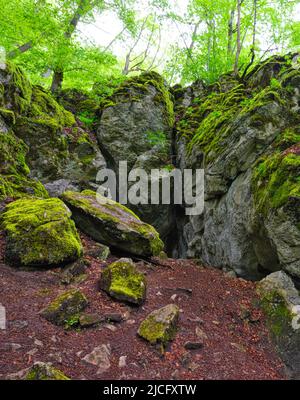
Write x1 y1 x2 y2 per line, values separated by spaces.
0 62 105 195
61 190 164 257
1 198 82 267
96 72 175 238
175 53 300 280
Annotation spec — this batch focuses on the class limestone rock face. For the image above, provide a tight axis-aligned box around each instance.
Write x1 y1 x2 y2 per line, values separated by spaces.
176 53 300 279
40 289 88 326
257 271 300 379
1 198 83 267
99 258 146 305
138 304 179 346
96 72 175 237
97 71 174 171
61 190 164 257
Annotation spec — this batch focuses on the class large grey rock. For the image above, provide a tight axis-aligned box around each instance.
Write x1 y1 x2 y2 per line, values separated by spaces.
0 61 106 192
96 72 175 237
61 190 164 257
97 72 173 172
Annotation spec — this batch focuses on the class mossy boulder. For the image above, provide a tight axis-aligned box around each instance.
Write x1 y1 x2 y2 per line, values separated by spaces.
1 198 82 267
57 88 99 119
25 362 70 380
257 271 300 378
99 258 146 305
40 289 88 326
61 190 164 257
138 304 180 347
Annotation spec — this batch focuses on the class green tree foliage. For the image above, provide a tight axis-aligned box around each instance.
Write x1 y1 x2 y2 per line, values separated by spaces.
0 0 298 91
164 0 298 84
0 0 136 91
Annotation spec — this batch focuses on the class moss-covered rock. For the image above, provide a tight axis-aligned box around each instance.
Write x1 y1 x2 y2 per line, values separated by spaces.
1 198 82 267
61 190 164 257
176 52 300 279
257 271 300 378
257 271 299 336
79 313 102 328
99 258 146 305
0 61 105 189
96 72 174 209
252 129 300 215
40 289 88 326
25 362 70 380
0 61 32 114
57 88 99 126
0 127 48 201
138 304 179 348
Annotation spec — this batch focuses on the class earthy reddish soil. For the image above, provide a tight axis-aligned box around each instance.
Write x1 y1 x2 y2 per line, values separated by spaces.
0 231 286 380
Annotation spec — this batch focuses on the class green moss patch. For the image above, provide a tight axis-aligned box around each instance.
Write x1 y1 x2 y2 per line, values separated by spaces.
259 289 293 337
252 128 300 215
29 86 75 128
0 61 32 114
177 84 247 161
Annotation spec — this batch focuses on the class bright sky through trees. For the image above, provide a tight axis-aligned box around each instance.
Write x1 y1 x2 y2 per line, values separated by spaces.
79 0 300 75
0 0 299 90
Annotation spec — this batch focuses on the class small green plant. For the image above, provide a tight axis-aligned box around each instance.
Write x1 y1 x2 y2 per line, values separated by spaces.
162 164 174 172
146 130 167 146
270 78 282 89
78 112 96 127
64 314 80 329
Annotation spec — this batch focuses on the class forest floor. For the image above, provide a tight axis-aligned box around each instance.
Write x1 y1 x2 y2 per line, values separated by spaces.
0 231 286 380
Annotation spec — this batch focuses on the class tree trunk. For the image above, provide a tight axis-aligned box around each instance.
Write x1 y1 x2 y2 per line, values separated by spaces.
234 0 242 76
8 41 33 59
252 0 258 52
50 70 64 93
122 54 130 75
241 0 258 80
227 9 235 66
50 0 90 92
